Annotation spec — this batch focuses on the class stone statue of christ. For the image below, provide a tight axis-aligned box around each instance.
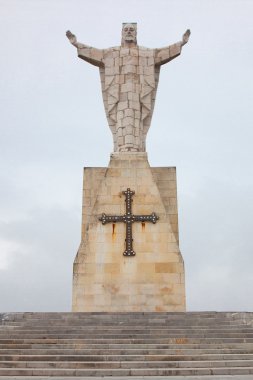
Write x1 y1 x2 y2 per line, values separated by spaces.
66 23 190 152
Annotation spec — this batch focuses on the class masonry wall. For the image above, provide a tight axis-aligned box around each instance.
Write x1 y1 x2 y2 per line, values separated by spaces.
72 153 186 312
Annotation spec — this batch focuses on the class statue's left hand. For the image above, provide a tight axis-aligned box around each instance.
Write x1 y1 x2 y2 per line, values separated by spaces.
182 29 191 45
66 30 77 45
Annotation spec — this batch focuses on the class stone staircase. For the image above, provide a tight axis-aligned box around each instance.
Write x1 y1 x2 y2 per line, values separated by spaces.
0 312 253 378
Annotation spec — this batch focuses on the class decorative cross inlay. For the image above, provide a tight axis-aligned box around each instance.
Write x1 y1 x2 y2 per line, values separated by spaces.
99 188 159 256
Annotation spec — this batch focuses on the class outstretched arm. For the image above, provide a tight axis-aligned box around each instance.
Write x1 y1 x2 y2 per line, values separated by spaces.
155 29 190 66
66 30 103 67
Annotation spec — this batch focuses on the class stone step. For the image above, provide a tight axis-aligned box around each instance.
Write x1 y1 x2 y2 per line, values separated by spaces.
6 317 234 323
1 339 253 347
0 367 253 376
1 337 253 345
2 317 246 322
3 327 244 332
2 329 252 336
0 331 251 335
2 320 251 326
0 324 253 334
13 326 248 332
2 312 244 317
1 324 248 329
13 318 252 323
0 331 253 341
1 353 253 361
0 348 253 360
0 342 252 349
1 343 253 351
2 347 253 355
1 313 252 323
0 376 252 380
1 359 253 369
2 323 252 329
2 322 252 328
1 311 251 315
2 326 253 330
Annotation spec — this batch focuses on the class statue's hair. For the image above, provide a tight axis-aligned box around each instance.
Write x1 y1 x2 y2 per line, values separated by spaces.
122 23 137 28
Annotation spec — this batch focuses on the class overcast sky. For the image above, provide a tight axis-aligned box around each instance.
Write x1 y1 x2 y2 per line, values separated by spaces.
0 0 252 312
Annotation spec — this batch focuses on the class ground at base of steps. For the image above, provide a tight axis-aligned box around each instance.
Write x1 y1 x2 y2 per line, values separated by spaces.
0 376 253 380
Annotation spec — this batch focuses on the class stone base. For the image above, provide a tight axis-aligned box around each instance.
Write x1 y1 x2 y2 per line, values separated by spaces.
72 153 186 311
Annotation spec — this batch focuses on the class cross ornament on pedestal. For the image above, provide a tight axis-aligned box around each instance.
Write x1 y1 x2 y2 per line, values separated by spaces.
99 188 159 256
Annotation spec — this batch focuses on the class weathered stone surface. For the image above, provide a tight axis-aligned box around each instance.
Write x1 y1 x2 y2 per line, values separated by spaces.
66 25 190 152
72 153 185 312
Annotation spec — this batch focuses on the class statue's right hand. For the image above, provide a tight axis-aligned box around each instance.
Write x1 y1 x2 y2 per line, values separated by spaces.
66 30 77 45
182 29 191 45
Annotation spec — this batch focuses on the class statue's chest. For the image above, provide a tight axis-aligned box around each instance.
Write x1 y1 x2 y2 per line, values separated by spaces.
103 48 154 78
119 48 155 76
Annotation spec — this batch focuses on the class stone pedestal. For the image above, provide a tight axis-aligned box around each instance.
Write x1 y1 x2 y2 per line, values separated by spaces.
72 153 186 312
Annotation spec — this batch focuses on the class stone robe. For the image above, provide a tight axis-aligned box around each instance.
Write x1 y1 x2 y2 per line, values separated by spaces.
77 42 182 152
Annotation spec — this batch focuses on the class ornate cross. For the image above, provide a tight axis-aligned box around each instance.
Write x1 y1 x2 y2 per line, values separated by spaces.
99 188 159 256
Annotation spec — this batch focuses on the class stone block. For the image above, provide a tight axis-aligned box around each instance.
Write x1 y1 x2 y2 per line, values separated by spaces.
119 93 128 102
117 136 124 146
124 108 135 117
148 57 155 66
122 117 134 127
137 263 155 274
94 294 111 306
122 64 137 74
104 263 120 274
105 66 120 75
155 263 178 273
119 48 130 57
117 101 128 111
111 295 129 306
129 100 140 111
125 135 134 144
115 74 125 84
121 83 135 93
170 43 181 57
123 55 138 65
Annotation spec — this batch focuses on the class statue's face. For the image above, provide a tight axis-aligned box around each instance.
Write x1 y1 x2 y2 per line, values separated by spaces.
122 23 137 43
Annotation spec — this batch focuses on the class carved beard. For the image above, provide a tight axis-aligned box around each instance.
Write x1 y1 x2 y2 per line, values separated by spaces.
124 34 136 41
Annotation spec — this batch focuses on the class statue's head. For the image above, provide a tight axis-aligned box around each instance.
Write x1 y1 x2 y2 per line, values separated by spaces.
121 23 137 45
